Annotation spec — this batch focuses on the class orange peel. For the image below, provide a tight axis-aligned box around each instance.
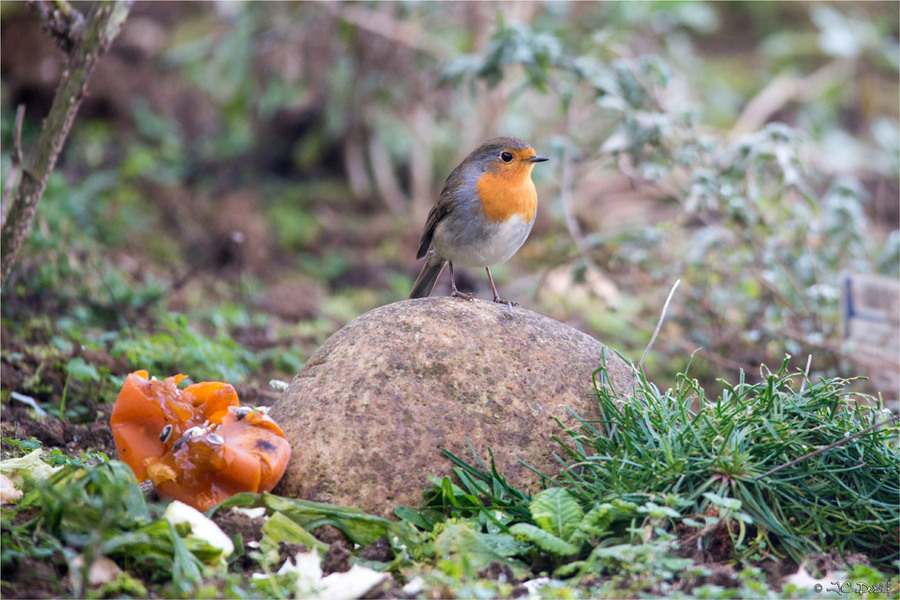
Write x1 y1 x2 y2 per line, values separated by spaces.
110 371 291 511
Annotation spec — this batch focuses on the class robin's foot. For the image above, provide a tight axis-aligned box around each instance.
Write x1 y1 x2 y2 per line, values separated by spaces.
448 263 475 301
451 290 476 301
492 297 518 307
485 269 516 308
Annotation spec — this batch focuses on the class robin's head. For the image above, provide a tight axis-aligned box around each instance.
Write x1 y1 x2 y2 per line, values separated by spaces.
465 137 549 180
456 137 548 224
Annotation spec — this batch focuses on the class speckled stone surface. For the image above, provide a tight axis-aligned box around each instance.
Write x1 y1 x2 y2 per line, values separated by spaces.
269 296 633 517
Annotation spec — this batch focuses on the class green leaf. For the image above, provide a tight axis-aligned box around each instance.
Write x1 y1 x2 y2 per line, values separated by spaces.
661 556 696 571
216 492 421 552
509 523 581 557
638 501 681 519
65 357 101 383
261 511 329 554
433 522 528 573
702 492 742 511
553 560 585 578
581 503 616 531
569 502 619 546
167 520 203 595
22 461 151 530
530 488 584 542
733 511 754 524
394 505 433 531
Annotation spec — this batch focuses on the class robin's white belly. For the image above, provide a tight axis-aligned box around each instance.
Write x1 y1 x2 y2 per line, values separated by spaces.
432 215 534 268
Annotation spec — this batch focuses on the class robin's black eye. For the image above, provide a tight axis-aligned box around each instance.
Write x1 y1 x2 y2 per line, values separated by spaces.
500 151 513 162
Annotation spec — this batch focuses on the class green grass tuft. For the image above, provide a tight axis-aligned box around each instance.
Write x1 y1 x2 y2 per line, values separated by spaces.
546 355 899 568
431 356 898 572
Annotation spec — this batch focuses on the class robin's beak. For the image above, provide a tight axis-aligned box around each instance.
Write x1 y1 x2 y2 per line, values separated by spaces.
526 155 549 163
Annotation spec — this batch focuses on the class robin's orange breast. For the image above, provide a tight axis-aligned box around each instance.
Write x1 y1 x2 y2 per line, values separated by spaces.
475 169 538 224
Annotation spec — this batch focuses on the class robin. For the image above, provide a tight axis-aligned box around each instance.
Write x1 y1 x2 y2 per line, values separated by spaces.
409 136 548 305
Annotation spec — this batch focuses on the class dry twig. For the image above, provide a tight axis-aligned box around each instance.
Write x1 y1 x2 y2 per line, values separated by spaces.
638 279 681 373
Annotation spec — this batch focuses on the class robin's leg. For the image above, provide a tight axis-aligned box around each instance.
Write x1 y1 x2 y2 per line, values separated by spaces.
448 262 475 301
486 267 517 306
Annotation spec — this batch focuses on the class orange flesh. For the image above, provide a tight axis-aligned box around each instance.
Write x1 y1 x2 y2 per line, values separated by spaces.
110 371 291 511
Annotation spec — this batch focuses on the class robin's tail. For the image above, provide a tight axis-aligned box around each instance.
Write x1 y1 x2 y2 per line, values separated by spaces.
409 251 446 299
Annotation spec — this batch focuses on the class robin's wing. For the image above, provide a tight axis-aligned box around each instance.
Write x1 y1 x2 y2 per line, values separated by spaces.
416 169 468 259
416 199 453 259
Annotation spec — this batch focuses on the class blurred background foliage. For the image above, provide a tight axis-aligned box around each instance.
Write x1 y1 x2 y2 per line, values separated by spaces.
1 1 897 419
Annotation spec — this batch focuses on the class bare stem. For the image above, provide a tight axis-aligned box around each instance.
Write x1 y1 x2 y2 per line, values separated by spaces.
638 279 681 373
1 105 26 220
28 0 87 52
1 1 132 288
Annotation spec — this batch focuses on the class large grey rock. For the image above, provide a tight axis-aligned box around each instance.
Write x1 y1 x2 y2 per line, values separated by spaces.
269 297 632 517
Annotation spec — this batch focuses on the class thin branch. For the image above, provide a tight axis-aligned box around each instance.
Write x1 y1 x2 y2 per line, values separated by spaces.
28 0 86 52
638 279 681 372
755 414 899 481
10 105 24 168
1 1 132 288
729 59 854 139
1 105 26 221
52 0 78 20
